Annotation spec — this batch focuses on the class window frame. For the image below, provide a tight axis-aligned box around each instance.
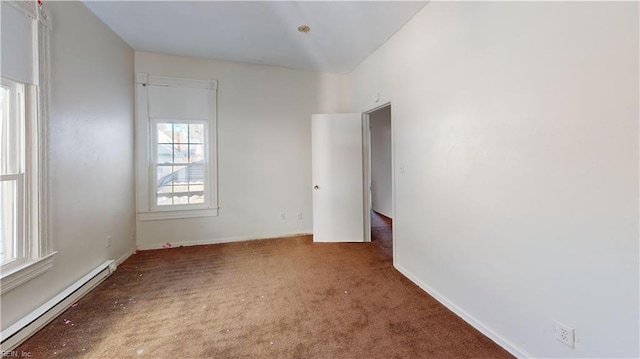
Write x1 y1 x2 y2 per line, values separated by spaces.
135 73 219 221
0 0 55 294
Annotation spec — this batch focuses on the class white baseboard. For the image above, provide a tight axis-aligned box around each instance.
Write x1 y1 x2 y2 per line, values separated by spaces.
0 260 115 352
136 232 312 251
394 263 532 359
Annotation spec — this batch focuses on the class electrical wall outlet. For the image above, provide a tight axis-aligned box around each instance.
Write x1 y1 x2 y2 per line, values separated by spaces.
106 235 112 248
555 321 575 348
280 212 286 220
297 212 303 220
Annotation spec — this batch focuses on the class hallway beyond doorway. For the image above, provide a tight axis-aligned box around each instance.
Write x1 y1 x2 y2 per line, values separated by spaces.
371 210 392 257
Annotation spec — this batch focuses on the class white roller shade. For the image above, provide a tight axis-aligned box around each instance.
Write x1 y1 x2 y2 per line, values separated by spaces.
1 1 35 84
148 85 210 120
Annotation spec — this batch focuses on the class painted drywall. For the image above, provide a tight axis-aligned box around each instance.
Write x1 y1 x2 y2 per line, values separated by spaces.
1 1 135 330
350 2 639 358
135 52 350 249
369 106 392 218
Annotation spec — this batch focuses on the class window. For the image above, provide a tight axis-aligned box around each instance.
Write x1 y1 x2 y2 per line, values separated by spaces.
153 121 207 207
1 79 25 266
0 77 52 285
0 1 54 293
135 74 218 220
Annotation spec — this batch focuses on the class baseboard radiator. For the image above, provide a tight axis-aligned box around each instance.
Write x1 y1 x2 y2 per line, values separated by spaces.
1 260 117 352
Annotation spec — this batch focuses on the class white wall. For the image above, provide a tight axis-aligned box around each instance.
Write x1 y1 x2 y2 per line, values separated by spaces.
350 2 639 358
135 52 349 249
1 1 135 330
369 106 392 218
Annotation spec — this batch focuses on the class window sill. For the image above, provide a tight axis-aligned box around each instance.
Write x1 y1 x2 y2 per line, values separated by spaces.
138 208 219 221
0 251 58 295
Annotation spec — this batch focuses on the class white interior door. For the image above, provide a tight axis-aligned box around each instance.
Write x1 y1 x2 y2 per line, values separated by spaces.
312 113 364 242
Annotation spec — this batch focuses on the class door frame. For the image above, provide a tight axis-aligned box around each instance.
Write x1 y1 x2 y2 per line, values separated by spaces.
361 102 393 244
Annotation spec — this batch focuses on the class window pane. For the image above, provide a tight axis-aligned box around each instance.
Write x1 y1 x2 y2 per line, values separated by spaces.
189 194 205 204
187 163 205 204
173 124 188 144
172 165 187 184
157 123 172 144
173 194 189 205
189 124 204 143
0 87 7 175
173 143 188 163
189 184 204 192
1 85 23 175
155 164 207 207
186 164 205 185
156 166 187 187
188 144 205 163
173 183 188 193
188 178 204 203
156 186 173 206
156 165 189 207
157 144 173 164
0 87 5 115
157 196 173 206
156 123 206 164
0 179 17 265
156 165 174 187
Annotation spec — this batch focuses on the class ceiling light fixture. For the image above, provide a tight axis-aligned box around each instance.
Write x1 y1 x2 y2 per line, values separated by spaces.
297 25 310 33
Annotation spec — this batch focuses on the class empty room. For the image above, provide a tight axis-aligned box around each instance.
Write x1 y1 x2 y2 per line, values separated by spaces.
1 1 638 358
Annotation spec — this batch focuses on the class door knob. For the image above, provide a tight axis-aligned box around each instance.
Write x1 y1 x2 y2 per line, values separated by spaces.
314 185 319 190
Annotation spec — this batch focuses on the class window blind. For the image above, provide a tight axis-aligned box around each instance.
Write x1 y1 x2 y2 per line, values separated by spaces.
1 1 35 85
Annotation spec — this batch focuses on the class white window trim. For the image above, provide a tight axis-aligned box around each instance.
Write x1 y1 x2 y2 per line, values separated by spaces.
0 251 55 295
0 1 55 293
135 73 219 221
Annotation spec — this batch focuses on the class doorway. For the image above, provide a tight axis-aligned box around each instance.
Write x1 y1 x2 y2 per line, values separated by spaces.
364 104 393 257
310 106 392 247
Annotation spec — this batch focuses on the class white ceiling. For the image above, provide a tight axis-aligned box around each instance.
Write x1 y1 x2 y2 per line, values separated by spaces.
83 1 428 74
